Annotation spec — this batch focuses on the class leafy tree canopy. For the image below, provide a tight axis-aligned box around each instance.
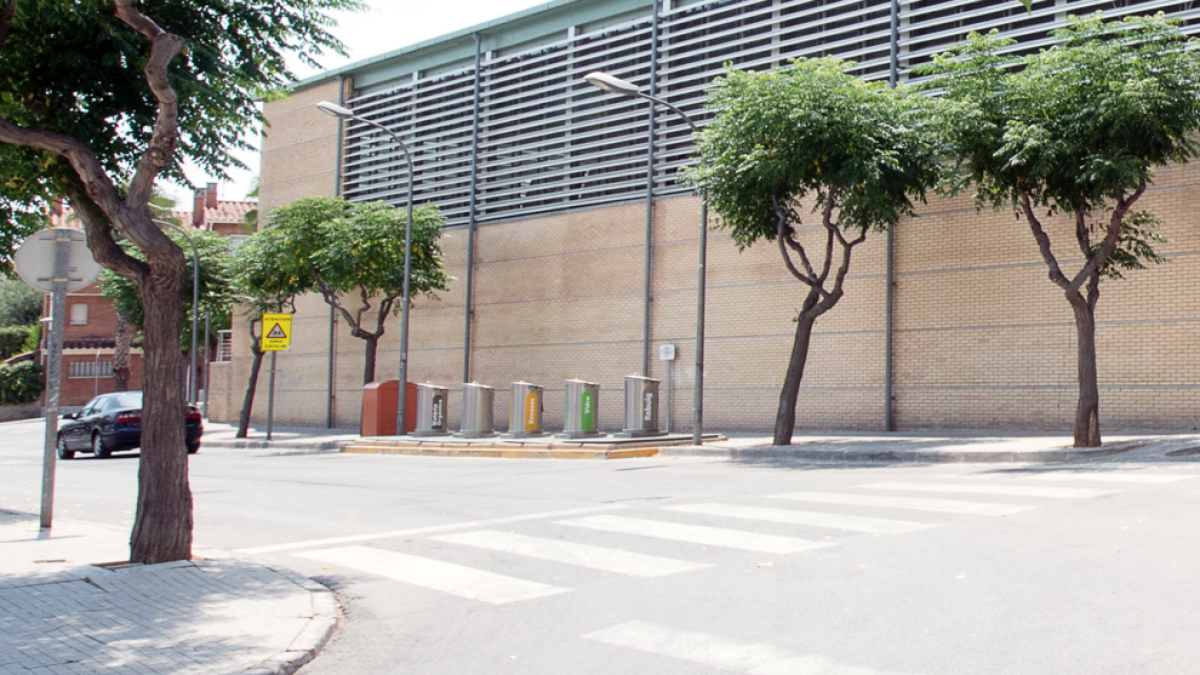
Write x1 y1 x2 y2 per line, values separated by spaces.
0 0 361 268
0 275 42 326
684 59 942 252
916 12 1200 279
100 227 235 347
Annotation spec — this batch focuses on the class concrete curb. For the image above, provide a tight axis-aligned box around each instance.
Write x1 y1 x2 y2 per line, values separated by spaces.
659 440 1147 463
244 565 340 675
201 439 354 452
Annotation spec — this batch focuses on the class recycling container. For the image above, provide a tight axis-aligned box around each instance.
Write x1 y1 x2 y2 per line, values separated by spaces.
502 381 547 438
558 379 602 439
360 380 417 436
455 382 497 438
412 383 451 436
616 375 666 437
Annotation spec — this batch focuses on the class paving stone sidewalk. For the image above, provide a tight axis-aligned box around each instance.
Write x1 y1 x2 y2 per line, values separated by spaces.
0 513 337 675
198 422 358 452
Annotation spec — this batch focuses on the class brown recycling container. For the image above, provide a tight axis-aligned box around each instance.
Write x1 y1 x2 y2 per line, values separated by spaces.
361 380 417 436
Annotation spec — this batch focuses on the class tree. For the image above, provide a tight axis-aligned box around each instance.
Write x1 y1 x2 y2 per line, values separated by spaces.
260 196 452 384
683 59 941 446
100 227 235 351
0 276 43 326
0 0 358 563
229 226 307 438
917 13 1200 447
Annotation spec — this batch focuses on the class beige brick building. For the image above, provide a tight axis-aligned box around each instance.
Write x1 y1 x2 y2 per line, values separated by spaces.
207 0 1200 434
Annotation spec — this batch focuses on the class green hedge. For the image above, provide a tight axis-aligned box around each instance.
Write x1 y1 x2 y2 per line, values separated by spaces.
0 325 34 360
0 360 43 405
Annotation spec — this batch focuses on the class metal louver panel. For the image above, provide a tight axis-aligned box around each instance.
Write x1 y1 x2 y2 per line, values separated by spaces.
340 0 1200 226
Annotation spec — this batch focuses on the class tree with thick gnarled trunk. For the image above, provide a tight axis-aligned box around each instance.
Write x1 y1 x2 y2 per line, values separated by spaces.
257 197 452 385
112 312 134 392
683 60 941 446
918 12 1197 447
0 0 357 563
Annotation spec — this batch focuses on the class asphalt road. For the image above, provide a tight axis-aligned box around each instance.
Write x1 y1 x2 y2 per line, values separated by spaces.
2 417 1199 674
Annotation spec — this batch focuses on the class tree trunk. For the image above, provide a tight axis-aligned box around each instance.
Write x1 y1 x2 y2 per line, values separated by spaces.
1070 297 1101 447
128 261 192 564
112 312 133 391
773 289 822 446
362 334 378 385
237 347 265 439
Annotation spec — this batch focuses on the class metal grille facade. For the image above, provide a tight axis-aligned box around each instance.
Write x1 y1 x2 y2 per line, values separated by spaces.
340 0 1200 226
68 361 114 379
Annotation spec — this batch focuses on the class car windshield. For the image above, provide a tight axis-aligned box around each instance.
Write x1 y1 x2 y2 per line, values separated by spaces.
109 392 143 409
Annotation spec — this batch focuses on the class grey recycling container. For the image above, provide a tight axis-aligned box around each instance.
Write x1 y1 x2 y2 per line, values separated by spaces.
412 383 451 436
454 382 497 438
558 379 602 439
615 375 667 437
502 381 548 438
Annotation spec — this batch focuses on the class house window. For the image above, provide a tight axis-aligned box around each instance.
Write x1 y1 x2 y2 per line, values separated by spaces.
70 304 88 325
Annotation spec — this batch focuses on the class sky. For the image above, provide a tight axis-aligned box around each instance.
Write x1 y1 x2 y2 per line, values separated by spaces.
168 0 550 207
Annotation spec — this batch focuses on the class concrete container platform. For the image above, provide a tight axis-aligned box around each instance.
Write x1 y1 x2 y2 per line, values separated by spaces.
341 433 726 460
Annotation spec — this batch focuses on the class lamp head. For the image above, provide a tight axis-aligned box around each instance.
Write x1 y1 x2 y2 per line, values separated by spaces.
317 101 355 118
584 71 640 96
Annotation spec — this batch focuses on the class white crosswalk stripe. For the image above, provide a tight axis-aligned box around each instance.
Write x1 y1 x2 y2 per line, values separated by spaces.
433 529 712 577
768 491 1035 516
558 514 835 554
1024 472 1192 484
862 482 1115 499
294 545 570 604
667 503 939 534
583 620 914 674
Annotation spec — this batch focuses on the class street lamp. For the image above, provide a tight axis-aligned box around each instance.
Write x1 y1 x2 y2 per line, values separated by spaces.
318 100 416 436
584 71 709 446
154 219 200 405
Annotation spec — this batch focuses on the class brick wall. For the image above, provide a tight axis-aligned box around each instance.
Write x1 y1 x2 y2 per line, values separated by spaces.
232 85 1200 434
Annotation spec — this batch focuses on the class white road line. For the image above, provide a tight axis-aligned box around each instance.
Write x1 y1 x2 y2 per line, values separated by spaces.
433 530 711 577
558 514 835 554
583 620 913 675
293 545 570 605
239 504 627 555
862 482 1115 499
769 491 1035 516
667 504 939 534
1024 472 1193 484
0 461 30 465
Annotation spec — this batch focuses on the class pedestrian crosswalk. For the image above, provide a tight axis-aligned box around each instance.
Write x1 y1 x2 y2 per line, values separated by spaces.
290 469 1187 614
583 620 912 675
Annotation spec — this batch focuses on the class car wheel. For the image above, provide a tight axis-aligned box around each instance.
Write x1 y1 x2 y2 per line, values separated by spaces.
56 435 74 460
187 444 200 455
92 432 112 459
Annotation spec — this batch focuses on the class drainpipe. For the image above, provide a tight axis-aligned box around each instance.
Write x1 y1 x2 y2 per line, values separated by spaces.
884 0 900 432
463 33 484 383
642 0 662 377
328 74 346 429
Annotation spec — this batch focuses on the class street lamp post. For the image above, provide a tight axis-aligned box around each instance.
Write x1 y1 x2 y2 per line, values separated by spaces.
584 72 708 446
154 219 200 405
318 101 416 436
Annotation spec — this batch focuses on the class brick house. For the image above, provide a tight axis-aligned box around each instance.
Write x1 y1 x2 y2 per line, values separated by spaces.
43 184 253 407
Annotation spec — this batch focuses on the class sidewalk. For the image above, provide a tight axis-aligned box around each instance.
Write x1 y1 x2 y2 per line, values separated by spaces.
659 430 1200 463
199 421 359 452
0 511 337 675
203 418 1200 463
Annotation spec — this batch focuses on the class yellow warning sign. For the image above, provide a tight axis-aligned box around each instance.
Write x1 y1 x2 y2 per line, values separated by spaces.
261 313 293 352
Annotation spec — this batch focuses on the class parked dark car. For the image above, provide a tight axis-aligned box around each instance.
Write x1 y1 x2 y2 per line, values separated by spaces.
56 391 203 459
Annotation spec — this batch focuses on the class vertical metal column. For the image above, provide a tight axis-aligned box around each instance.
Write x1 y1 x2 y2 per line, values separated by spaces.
267 351 277 441
884 0 900 433
463 33 484 384
642 0 662 377
328 74 346 429
40 234 69 529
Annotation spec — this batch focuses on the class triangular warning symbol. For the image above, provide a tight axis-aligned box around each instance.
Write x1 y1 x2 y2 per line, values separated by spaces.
267 323 287 339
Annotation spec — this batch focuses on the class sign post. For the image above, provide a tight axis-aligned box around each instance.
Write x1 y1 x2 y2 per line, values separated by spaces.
659 343 675 433
260 313 292 441
13 229 101 529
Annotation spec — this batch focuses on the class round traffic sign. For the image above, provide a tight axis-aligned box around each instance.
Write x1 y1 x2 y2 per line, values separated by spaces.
13 228 102 292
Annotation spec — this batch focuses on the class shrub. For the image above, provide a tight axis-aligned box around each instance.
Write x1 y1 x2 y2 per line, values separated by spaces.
0 278 43 327
20 323 40 354
0 325 33 360
0 360 44 405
